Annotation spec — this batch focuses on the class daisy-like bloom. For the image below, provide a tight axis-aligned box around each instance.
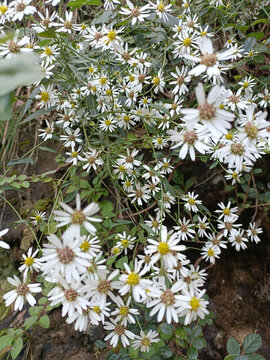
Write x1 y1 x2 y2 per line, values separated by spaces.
207 232 227 249
0 228 9 249
128 183 151 206
89 301 111 324
104 0 120 10
174 217 196 241
246 222 263 244
118 260 152 303
217 219 242 238
3 273 41 311
147 278 185 323
215 139 257 172
181 265 207 294
78 148 103 172
55 11 75 34
229 229 249 251
60 128 82 148
196 216 210 238
99 115 117 132
201 243 221 264
111 295 139 325
38 120 55 141
181 83 234 141
83 269 120 307
0 1 13 24
182 192 202 212
84 24 106 49
170 66 191 95
101 26 124 51
41 227 92 283
225 169 242 185
32 8 58 33
35 84 58 110
173 30 197 58
177 288 209 325
0 30 32 59
115 232 136 255
224 88 249 111
79 235 101 259
146 226 186 269
215 201 238 222
152 136 168 149
144 213 164 234
117 148 141 170
119 1 150 25
30 210 47 226
10 0 36 21
152 69 165 94
53 193 102 235
83 251 107 280
40 44 60 65
258 88 270 108
149 0 172 21
168 124 209 161
185 37 238 83
66 145 82 166
66 304 101 331
156 157 173 175
19 247 41 275
238 76 256 94
104 318 135 348
132 330 160 352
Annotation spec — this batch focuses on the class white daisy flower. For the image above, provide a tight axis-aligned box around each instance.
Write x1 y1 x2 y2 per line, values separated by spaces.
104 318 135 348
53 193 102 235
246 222 262 244
19 247 41 275
0 228 9 249
3 273 41 311
132 330 160 352
177 288 209 325
201 243 221 264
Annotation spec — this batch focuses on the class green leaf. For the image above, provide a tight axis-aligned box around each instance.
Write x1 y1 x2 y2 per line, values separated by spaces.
115 256 128 270
227 338 241 355
39 146 57 153
21 105 57 124
235 356 249 360
29 306 43 316
95 339 107 349
247 355 266 360
38 297 48 305
247 32 264 40
20 181 30 188
158 323 174 339
11 337 23 359
0 93 12 121
159 346 173 358
7 158 33 166
0 335 13 349
38 315 50 329
187 346 198 359
67 0 101 8
192 337 206 350
192 325 202 338
175 327 188 340
224 356 235 360
243 37 257 52
243 334 262 354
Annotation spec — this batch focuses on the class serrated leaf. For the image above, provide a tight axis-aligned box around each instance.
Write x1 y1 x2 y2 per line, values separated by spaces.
38 315 50 329
243 334 262 354
11 337 23 359
227 338 241 355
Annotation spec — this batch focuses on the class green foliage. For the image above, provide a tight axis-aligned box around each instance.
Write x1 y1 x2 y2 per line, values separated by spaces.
225 334 265 360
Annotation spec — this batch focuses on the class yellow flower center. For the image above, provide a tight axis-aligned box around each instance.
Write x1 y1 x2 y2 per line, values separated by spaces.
80 240 90 252
0 5 8 14
24 256 34 267
44 47 53 56
158 242 170 255
107 30 116 41
126 272 140 286
223 208 231 215
93 306 101 314
105 119 112 126
41 92 50 102
157 3 165 12
113 247 120 255
152 77 160 85
141 337 151 347
100 77 107 85
207 248 215 257
232 172 238 179
119 306 129 316
183 38 191 47
188 198 195 205
190 296 201 310
243 81 249 88
121 239 129 247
